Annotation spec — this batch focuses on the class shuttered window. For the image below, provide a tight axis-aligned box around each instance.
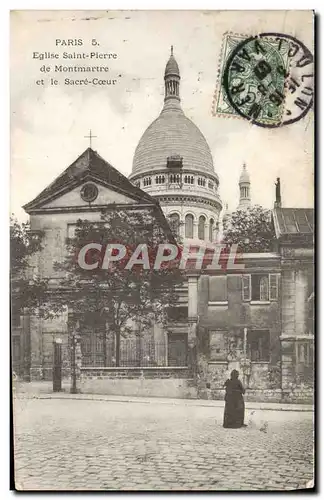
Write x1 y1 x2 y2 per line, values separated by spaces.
242 275 251 301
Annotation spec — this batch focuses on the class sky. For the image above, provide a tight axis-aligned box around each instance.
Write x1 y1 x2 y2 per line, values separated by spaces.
10 10 314 221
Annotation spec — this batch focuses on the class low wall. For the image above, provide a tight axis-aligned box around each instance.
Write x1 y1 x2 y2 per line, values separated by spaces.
205 388 282 403
281 387 314 405
197 362 313 403
80 367 197 399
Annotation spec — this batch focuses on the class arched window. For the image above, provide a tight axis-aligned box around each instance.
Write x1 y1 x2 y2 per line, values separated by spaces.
198 215 206 240
155 175 165 184
260 276 269 301
185 214 194 239
169 213 180 237
209 218 214 241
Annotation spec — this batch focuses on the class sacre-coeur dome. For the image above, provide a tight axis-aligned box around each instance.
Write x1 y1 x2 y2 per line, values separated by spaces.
132 111 215 175
129 47 222 244
131 46 215 177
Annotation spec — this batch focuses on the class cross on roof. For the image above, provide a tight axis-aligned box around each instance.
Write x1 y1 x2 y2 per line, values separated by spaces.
84 130 97 149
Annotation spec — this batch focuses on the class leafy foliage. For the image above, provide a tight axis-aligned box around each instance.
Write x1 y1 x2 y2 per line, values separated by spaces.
222 205 275 253
52 208 185 364
10 216 48 312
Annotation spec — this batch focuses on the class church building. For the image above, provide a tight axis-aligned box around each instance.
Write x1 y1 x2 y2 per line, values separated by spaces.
12 48 314 403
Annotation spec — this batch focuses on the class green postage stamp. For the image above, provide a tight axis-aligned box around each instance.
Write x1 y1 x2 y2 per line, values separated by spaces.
212 32 314 128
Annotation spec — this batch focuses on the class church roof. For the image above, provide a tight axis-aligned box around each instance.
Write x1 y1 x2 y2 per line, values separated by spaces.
23 147 157 212
272 207 314 238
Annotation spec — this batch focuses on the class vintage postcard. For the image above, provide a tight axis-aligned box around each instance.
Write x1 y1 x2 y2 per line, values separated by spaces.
11 10 314 491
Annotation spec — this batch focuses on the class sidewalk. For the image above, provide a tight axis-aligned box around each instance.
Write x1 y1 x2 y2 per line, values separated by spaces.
13 380 314 412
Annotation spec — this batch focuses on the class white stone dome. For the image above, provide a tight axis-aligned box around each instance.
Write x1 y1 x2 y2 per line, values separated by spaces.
132 107 215 176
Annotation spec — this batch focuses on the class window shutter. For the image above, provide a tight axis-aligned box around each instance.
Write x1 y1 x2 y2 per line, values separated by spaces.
269 274 279 300
242 275 251 301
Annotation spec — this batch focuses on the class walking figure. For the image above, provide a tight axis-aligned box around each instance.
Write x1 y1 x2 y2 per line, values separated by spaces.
223 369 247 428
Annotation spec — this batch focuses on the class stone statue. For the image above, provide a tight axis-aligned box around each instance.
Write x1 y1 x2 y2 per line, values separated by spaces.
275 177 281 206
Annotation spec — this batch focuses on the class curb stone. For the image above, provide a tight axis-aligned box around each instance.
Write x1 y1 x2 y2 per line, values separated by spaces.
13 391 314 412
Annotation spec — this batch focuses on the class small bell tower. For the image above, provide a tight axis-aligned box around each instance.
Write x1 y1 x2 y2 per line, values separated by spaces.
238 163 251 210
164 46 181 103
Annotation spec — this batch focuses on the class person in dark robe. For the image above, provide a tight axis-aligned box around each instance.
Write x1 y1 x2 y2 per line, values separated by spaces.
223 369 246 428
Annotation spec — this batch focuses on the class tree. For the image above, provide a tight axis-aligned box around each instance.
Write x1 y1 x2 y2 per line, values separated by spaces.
10 216 48 313
52 208 184 366
222 205 275 253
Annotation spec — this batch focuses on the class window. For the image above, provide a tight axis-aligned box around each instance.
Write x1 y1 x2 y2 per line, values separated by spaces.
208 181 214 190
168 306 188 321
209 330 227 361
247 330 270 362
198 215 206 240
295 341 313 365
169 213 180 237
155 175 165 184
240 186 249 198
242 274 279 302
80 183 99 203
209 276 228 302
242 275 251 301
259 276 269 301
209 218 214 241
185 214 194 238
169 174 181 184
198 177 206 187
143 177 152 186
184 175 194 184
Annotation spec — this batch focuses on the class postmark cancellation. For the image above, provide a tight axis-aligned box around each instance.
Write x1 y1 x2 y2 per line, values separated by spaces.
213 32 314 128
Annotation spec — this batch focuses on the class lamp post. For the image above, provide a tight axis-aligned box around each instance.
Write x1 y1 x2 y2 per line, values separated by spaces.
53 338 62 392
70 330 80 394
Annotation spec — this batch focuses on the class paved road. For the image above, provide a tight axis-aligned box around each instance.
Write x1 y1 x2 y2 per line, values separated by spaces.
13 397 314 491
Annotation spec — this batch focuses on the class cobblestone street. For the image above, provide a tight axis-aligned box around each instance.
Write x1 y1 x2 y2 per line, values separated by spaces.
13 397 314 491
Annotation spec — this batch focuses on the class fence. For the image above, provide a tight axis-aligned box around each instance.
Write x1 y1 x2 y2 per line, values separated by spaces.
80 336 187 368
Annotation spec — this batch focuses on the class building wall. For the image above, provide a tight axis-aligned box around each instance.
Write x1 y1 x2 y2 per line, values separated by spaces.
195 254 282 397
